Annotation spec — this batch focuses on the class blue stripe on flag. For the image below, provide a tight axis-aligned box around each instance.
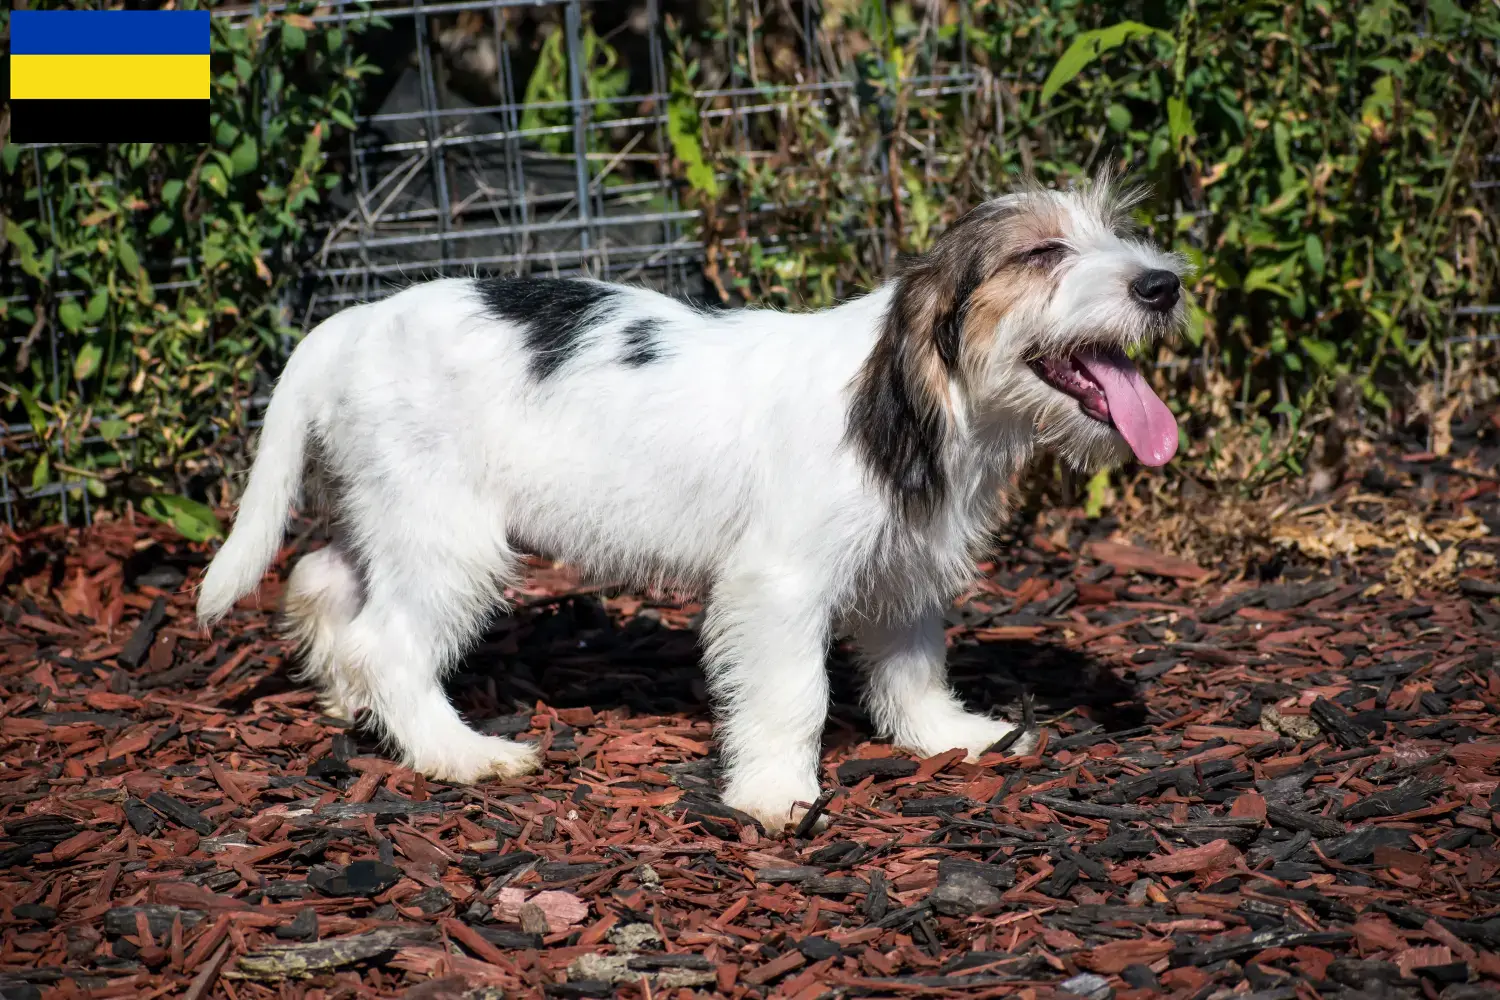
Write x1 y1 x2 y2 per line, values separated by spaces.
10 11 210 56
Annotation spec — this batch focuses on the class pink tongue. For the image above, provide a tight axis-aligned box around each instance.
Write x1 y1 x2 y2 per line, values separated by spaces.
1075 348 1179 467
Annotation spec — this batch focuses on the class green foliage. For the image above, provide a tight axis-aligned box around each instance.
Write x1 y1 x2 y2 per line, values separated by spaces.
678 0 1498 486
4 0 1496 520
518 17 631 155
1083 468 1113 519
664 28 720 199
141 493 223 541
1 1 382 517
1040 21 1172 105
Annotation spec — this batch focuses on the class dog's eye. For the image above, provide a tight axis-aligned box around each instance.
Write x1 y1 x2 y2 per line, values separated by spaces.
1022 242 1068 266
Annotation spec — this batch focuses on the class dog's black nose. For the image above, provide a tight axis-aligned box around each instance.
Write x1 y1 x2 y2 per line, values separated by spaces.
1130 269 1180 311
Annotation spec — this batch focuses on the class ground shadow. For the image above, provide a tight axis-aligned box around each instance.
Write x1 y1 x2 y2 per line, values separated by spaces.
225 577 1144 766
441 593 1144 749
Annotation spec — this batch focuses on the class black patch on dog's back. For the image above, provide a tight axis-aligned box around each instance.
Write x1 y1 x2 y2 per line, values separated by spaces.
477 277 618 379
620 319 663 366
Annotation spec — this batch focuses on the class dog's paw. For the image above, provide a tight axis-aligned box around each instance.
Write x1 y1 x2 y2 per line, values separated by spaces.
730 801 831 838
411 736 541 785
905 712 1035 762
722 781 826 838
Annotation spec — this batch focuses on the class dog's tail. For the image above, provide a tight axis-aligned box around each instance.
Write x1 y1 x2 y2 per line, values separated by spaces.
196 318 339 626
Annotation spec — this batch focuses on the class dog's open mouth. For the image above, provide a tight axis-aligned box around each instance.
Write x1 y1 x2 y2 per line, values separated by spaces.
1028 346 1179 467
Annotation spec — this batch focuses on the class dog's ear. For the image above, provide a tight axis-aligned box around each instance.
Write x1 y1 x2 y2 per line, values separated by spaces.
848 193 1075 517
891 200 1022 374
847 327 948 517
847 203 1012 517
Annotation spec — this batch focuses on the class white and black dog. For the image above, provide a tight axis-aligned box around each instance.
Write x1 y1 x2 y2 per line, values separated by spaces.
197 174 1187 832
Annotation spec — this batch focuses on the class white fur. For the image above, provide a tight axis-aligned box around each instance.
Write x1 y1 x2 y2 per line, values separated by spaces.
196 180 1186 832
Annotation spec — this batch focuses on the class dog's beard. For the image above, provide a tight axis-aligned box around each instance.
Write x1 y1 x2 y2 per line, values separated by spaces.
1020 381 1134 473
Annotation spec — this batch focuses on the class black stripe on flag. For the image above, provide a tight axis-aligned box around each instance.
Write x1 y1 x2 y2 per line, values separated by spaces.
10 100 209 143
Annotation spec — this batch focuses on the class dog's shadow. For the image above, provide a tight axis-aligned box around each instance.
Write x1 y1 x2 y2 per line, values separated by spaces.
444 593 1145 750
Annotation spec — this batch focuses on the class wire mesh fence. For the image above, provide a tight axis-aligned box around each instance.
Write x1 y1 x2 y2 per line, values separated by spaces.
4 0 1009 525
2 0 1496 526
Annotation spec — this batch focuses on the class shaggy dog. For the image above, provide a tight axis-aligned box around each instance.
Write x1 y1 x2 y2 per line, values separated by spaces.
197 174 1187 832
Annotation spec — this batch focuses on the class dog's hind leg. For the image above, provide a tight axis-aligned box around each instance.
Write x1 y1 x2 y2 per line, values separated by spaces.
855 611 1038 760
334 487 539 784
283 543 365 721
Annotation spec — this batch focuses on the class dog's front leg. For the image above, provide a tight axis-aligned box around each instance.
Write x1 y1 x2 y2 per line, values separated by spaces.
703 572 832 835
856 611 1037 760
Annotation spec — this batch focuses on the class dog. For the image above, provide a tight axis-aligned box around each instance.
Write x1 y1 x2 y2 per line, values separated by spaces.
196 173 1187 832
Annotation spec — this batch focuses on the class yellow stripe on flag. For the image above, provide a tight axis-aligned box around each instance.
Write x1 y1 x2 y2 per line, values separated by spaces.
10 54 209 100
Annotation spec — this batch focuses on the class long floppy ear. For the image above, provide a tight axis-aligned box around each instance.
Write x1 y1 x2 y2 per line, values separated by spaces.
846 201 1017 518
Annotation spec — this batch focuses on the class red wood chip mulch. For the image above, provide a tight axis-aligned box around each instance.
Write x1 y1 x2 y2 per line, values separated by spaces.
3 444 1499 1000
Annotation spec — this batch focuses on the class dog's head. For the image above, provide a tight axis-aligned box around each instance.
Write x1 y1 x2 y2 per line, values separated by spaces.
851 173 1189 516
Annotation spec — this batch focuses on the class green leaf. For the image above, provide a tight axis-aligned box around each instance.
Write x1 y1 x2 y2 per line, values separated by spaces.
18 387 48 437
31 452 50 493
98 418 130 442
298 127 325 171
1273 121 1291 167
1429 0 1466 32
667 94 719 197
1040 21 1174 105
1 143 19 174
1244 263 1293 298
201 163 229 198
74 342 103 381
6 218 43 278
282 21 306 52
1083 468 1112 518
1167 94 1195 148
1184 302 1208 347
202 236 226 270
1261 181 1306 217
230 137 259 177
117 237 143 278
1106 103 1132 132
1301 337 1338 368
148 213 174 237
58 298 86 332
161 179 184 205
1303 234 1325 277
82 287 108 323
1361 76 1395 127
141 493 223 542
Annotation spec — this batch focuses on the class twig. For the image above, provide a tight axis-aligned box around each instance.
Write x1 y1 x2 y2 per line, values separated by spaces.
183 938 231 1000
986 688 1035 755
793 788 837 839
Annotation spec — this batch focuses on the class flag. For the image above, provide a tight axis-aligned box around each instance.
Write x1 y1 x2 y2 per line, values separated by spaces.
9 10 211 144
